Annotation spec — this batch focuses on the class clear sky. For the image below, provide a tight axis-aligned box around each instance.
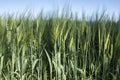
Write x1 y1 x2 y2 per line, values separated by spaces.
0 0 120 18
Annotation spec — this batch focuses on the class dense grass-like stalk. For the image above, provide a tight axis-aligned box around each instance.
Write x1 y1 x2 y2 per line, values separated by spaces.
0 11 120 80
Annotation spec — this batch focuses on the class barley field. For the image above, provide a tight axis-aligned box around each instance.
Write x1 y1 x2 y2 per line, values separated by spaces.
0 11 120 80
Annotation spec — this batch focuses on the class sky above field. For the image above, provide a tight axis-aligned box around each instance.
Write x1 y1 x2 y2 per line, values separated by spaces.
0 0 120 18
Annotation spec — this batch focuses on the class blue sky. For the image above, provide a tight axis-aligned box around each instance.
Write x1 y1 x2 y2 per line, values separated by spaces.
0 0 120 18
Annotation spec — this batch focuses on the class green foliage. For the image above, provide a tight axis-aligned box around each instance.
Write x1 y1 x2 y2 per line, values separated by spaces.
0 12 120 80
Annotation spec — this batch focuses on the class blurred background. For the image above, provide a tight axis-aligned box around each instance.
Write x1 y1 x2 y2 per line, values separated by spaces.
0 0 120 18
